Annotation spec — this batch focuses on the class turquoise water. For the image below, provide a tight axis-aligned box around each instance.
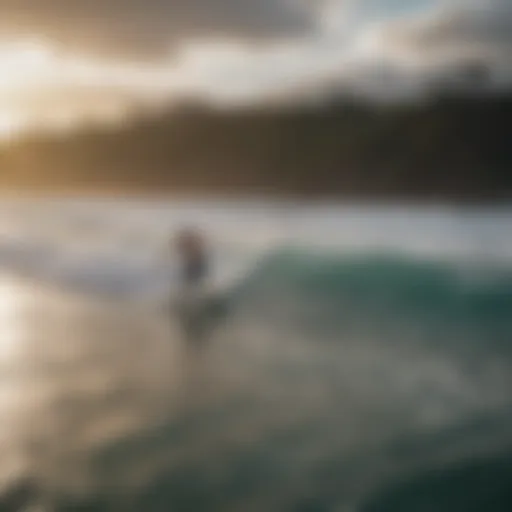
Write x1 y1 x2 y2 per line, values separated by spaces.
0 199 511 511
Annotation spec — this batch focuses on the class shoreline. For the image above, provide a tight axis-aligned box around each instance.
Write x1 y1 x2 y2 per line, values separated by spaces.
1 188 511 209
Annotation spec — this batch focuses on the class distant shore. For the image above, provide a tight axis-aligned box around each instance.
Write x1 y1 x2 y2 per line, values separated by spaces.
1 188 511 209
1 93 511 201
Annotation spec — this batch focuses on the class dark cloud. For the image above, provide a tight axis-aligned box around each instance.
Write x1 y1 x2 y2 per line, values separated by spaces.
388 1 512 55
374 0 512 90
0 0 314 59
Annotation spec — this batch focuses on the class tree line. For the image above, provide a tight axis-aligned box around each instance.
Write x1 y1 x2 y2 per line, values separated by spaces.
1 92 511 200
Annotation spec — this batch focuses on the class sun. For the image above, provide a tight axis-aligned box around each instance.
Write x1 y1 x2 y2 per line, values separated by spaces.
0 39 56 138
0 37 182 137
0 40 53 90
0 112 25 139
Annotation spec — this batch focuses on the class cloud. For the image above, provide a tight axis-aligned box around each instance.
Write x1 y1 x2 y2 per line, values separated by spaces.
229 0 512 103
0 0 511 133
378 1 512 72
161 0 512 104
0 0 315 59
398 1 512 50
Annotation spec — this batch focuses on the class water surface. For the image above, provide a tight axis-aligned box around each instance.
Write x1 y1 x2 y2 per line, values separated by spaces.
0 198 511 511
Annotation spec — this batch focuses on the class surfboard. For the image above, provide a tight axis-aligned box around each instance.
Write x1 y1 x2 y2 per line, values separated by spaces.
171 285 229 342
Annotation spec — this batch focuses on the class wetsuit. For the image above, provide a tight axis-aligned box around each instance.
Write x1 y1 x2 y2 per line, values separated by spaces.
182 252 208 288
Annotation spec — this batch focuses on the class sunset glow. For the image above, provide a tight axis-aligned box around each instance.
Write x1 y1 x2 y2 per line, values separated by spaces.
0 39 61 99
0 113 25 138
0 40 172 137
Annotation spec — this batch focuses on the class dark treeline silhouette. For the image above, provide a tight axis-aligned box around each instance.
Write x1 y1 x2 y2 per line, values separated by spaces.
1 92 511 200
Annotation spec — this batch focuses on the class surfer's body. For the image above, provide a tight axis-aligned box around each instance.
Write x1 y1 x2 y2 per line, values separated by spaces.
173 228 214 342
180 250 208 290
175 228 209 289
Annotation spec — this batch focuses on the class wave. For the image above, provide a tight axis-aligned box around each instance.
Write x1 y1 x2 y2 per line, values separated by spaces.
1 238 511 347
239 247 512 303
223 249 512 511
230 248 512 349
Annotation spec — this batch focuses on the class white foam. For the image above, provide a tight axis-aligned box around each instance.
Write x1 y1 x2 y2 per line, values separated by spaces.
0 198 510 298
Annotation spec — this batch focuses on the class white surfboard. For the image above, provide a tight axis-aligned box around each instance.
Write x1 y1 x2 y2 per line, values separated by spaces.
171 283 228 342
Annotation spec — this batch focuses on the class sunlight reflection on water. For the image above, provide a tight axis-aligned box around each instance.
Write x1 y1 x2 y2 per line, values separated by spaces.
0 277 27 363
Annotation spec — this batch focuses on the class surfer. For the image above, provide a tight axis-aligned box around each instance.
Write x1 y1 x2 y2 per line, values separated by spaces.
172 227 212 342
172 226 227 343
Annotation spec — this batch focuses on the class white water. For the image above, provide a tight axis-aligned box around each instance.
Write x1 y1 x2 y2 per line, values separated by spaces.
0 197 510 299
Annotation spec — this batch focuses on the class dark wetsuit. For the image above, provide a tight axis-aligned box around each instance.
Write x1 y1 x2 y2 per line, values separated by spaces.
177 250 210 342
182 253 208 287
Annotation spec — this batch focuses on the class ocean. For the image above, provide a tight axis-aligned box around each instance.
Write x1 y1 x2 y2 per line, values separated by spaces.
0 197 511 511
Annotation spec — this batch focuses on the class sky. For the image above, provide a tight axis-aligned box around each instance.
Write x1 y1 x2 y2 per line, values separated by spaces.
0 0 510 135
